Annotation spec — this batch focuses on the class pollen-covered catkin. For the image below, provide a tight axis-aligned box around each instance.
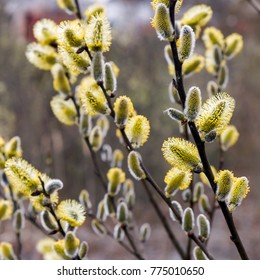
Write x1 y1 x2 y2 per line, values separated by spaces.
220 125 239 151
227 177 249 212
215 170 234 201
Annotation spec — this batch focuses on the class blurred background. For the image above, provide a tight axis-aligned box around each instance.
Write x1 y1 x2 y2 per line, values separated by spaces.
0 0 260 259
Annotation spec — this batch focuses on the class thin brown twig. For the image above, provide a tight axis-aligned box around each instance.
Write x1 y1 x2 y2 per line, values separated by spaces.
246 0 260 14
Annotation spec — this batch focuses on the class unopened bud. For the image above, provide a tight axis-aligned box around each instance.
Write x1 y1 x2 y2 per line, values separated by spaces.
165 108 186 123
193 246 208 260
45 179 63 195
96 115 110 137
184 86 201 121
13 209 25 233
89 126 103 152
91 51 104 83
116 201 128 223
79 190 92 210
205 130 217 143
103 194 115 217
91 219 107 237
182 189 191 202
57 0 77 14
178 25 195 62
198 194 211 214
164 45 174 65
113 223 125 241
213 45 222 66
78 241 89 260
207 80 218 97
217 64 229 89
168 82 181 104
193 182 204 203
127 151 146 181
64 231 80 258
79 112 92 137
182 207 195 232
197 214 210 241
123 179 134 195
220 125 239 151
114 96 134 129
111 149 124 168
100 144 112 162
169 200 183 222
139 223 151 243
215 170 233 201
125 190 135 209
40 210 59 232
96 200 107 222
104 63 117 95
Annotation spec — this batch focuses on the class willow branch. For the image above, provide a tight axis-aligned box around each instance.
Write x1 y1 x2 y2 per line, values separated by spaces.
169 0 249 260
246 0 260 14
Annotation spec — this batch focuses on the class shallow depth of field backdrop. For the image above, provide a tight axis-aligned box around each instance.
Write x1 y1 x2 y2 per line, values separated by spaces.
0 0 260 259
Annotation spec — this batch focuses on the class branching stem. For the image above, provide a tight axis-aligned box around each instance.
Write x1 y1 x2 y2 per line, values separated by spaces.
169 0 249 260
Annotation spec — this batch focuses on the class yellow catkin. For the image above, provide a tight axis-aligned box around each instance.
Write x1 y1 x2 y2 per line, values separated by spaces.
5 158 41 195
227 177 250 212
33 19 58 45
51 64 71 95
196 93 235 138
182 54 205 77
50 96 77 126
57 0 77 14
114 96 135 128
181 5 213 28
215 170 234 201
85 13 112 52
58 45 90 75
125 115 150 148
84 3 106 21
162 138 201 171
57 199 86 227
78 78 110 116
224 33 243 60
202 27 224 49
26 43 57 71
220 125 239 151
164 167 192 197
58 20 85 48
